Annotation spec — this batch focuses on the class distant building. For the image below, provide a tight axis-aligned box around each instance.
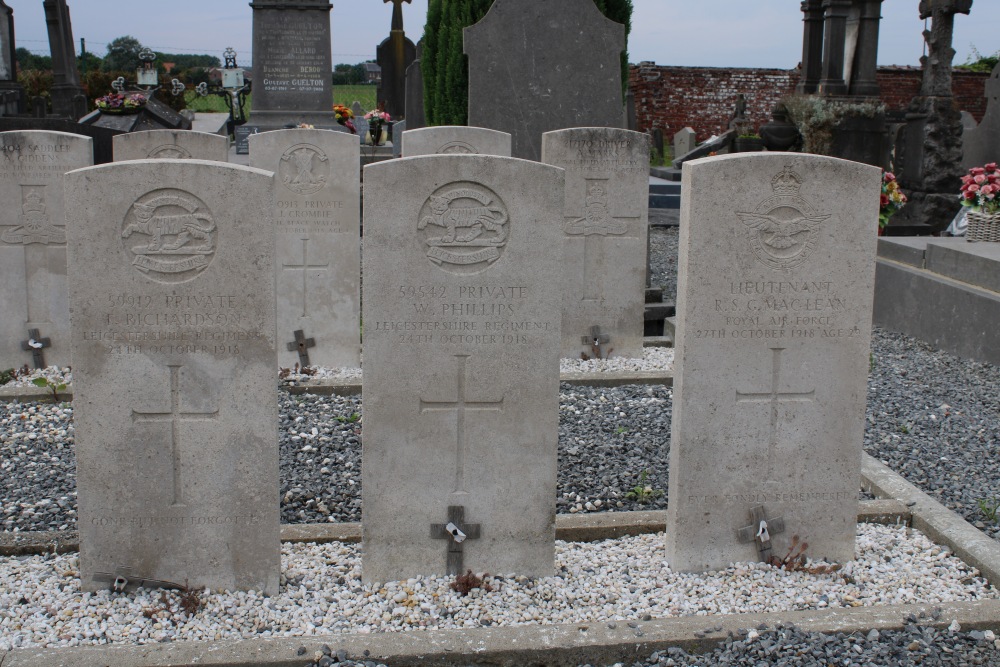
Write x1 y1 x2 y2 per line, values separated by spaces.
363 62 381 85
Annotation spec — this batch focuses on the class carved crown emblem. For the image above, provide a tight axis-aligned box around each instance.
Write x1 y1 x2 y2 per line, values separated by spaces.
771 166 802 196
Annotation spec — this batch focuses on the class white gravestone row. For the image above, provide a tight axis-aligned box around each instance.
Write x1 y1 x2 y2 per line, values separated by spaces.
250 129 361 368
48 145 877 592
0 130 93 370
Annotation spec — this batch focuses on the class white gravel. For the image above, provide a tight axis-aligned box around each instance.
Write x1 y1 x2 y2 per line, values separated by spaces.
0 523 994 650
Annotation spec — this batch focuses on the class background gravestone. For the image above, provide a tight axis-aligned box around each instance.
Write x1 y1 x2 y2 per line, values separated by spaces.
401 126 511 157
250 129 361 368
0 0 25 115
673 127 696 158
464 0 625 161
962 62 1000 169
404 42 425 130
542 128 649 359
362 154 565 582
666 153 880 573
0 130 92 370
66 159 279 594
375 0 416 120
249 0 335 130
113 130 229 162
392 120 405 158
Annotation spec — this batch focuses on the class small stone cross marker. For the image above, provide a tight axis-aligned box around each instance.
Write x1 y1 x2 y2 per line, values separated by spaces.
430 505 481 575
737 505 785 563
20 328 51 369
582 325 610 350
286 329 316 367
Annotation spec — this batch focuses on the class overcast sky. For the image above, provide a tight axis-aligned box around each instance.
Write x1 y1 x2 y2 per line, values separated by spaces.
8 0 999 70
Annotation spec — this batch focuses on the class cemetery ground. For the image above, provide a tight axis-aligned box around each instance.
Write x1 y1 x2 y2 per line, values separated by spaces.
1 228 999 666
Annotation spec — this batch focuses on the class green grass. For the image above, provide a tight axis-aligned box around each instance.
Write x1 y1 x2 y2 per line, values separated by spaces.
182 84 378 116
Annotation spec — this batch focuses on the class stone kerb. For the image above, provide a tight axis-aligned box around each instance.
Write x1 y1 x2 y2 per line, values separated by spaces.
249 128 361 368
666 152 881 572
362 154 565 582
400 126 512 157
0 130 93 370
64 158 280 594
112 130 230 162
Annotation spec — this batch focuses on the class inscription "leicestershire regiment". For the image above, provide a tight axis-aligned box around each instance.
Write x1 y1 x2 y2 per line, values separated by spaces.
686 490 854 504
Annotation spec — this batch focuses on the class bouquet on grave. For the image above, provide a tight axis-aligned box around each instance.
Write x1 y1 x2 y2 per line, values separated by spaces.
364 108 391 128
333 104 356 134
95 92 147 114
959 163 1000 214
878 171 907 231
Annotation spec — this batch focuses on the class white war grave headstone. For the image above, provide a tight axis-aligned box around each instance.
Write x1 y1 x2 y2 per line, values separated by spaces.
665 153 880 573
0 130 92 370
401 126 511 157
542 127 649 359
65 159 280 593
362 154 565 582
250 128 361 368
673 127 696 159
113 130 229 162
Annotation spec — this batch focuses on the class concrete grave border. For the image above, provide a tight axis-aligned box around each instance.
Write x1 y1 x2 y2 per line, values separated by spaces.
2 453 1000 666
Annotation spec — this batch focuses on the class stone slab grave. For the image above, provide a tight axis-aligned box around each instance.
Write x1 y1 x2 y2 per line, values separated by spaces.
362 154 565 582
401 126 511 157
464 0 625 161
962 62 1000 169
0 130 92 370
64 159 279 594
666 153 880 573
541 128 649 359
249 128 361 368
673 127 696 159
112 130 229 162
392 120 405 159
249 0 335 129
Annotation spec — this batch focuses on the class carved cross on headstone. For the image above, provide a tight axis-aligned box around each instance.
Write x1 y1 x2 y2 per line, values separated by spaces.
20 328 51 369
737 505 785 563
419 354 504 494
281 237 329 318
131 365 219 507
286 329 316 367
735 347 815 482
430 505 481 575
582 325 611 358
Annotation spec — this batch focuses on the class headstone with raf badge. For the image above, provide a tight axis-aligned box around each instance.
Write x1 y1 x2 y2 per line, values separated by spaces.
361 154 565 582
250 128 361 368
401 126 511 157
65 159 280 594
0 130 92 370
665 153 880 573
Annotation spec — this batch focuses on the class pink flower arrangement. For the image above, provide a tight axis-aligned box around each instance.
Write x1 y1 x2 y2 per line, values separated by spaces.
960 163 1000 214
364 109 391 125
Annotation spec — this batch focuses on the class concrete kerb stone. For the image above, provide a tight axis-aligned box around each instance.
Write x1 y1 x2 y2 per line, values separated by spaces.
862 453 1000 588
5 601 1000 667
0 502 910 558
5 459 1000 667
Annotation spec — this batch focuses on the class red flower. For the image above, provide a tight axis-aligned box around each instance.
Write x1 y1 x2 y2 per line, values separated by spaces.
880 193 890 208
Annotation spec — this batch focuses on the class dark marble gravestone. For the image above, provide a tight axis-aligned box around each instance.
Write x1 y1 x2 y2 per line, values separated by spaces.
249 0 335 130
464 0 625 161
375 0 416 120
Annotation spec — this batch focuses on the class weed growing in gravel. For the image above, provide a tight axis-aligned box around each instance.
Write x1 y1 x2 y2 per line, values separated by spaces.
615 425 628 434
31 377 67 401
336 412 361 424
0 365 30 385
977 497 1000 523
769 535 842 575
625 470 663 504
451 570 493 596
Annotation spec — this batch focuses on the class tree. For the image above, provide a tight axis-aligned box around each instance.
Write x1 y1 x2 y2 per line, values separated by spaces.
421 0 632 126
15 47 52 71
103 35 145 72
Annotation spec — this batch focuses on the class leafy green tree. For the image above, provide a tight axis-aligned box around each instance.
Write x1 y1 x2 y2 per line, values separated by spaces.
421 0 632 126
15 47 52 71
103 35 145 72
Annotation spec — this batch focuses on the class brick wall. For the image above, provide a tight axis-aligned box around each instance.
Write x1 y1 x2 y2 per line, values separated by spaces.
630 63 990 143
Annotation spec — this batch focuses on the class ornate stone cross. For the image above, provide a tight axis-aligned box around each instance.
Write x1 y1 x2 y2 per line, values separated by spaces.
20 328 51 369
737 505 786 562
286 329 316 367
430 505 481 576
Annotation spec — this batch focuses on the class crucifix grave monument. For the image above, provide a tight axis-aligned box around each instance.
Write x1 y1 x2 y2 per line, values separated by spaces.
362 154 564 582
0 130 92 370
665 153 880 573
65 159 280 594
